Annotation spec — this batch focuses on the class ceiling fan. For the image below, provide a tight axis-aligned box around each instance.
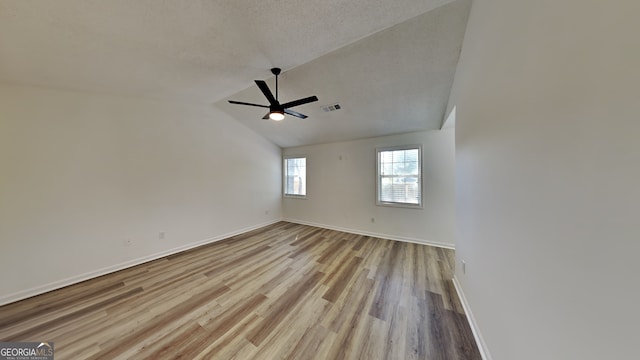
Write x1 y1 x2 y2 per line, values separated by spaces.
228 68 318 121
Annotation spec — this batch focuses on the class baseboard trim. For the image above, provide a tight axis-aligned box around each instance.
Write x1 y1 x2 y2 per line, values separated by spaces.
282 218 455 249
452 276 492 360
0 220 281 306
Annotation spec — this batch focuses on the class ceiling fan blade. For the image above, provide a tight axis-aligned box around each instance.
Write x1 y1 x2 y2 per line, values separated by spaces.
255 80 278 105
284 109 308 119
228 100 270 108
281 96 319 109
262 113 271 120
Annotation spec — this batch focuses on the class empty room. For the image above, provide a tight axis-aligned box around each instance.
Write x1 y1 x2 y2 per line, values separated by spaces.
1 0 638 359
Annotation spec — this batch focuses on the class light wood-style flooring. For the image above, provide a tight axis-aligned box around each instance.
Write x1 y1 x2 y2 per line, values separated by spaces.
0 222 481 359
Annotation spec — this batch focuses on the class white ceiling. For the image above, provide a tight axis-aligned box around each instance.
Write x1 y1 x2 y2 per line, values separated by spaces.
0 0 470 148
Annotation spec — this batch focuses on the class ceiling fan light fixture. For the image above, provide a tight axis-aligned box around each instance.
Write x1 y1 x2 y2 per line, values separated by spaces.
269 111 285 121
228 67 318 121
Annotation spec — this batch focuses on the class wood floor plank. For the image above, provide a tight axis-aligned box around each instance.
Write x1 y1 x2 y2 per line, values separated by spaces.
0 222 481 359
246 270 324 346
322 256 363 303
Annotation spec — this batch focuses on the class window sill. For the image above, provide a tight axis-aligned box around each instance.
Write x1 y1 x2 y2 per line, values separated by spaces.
376 202 422 209
284 195 307 199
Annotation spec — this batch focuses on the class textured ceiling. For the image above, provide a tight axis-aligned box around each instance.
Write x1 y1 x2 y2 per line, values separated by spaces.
0 0 470 147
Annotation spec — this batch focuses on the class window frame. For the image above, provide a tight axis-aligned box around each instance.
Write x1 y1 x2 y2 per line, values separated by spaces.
376 144 423 208
283 155 307 199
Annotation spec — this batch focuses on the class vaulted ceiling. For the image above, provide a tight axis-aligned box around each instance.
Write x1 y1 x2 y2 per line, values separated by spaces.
0 0 470 147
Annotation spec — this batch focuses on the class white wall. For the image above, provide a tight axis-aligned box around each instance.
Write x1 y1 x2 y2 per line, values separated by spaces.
449 1 640 359
283 130 456 248
0 85 282 305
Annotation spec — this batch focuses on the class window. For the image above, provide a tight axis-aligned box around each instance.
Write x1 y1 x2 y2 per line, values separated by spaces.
284 156 306 198
377 145 422 207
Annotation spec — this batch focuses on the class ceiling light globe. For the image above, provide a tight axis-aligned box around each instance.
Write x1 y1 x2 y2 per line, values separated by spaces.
269 112 285 121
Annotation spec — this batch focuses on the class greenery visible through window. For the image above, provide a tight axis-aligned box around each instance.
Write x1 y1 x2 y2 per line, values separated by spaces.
284 157 306 197
377 145 422 207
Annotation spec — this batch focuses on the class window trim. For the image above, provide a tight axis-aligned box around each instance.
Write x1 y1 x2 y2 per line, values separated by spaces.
283 155 307 199
376 144 423 209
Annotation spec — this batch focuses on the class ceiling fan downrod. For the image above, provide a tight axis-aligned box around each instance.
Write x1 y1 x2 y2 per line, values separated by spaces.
271 67 281 101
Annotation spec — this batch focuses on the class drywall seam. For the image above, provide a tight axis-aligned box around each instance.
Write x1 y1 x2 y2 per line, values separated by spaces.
0 220 281 306
452 276 492 360
283 218 455 249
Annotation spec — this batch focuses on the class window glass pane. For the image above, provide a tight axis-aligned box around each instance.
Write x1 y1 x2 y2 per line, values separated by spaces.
380 177 394 202
405 149 418 162
393 151 405 163
404 161 419 175
393 162 407 174
382 163 392 175
381 151 393 163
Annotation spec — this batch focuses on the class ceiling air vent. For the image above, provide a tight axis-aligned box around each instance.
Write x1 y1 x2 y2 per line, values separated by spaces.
321 103 342 112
